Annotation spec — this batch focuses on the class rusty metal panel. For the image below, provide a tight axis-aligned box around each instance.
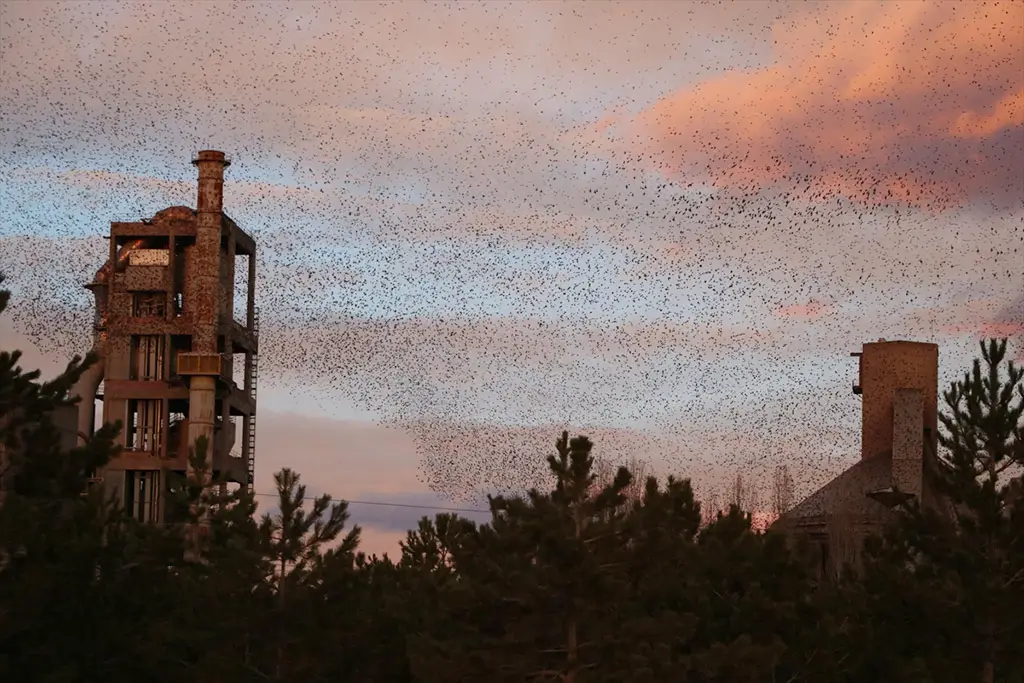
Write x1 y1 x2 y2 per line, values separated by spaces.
177 352 222 376
103 379 189 401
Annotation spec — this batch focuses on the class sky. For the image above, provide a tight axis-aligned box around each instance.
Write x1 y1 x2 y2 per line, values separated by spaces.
1 0 1021 556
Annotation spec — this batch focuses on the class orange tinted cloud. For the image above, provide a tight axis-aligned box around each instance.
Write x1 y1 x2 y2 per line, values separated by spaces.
775 301 832 321
941 322 1024 339
610 1 1023 209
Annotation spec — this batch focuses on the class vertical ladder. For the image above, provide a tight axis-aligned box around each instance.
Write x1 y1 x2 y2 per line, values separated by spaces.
246 306 259 494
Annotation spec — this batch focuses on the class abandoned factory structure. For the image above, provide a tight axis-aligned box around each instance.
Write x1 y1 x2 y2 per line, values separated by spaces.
68 150 258 523
774 339 953 576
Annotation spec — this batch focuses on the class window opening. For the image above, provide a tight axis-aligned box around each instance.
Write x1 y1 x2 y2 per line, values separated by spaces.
133 292 166 317
124 470 161 522
127 399 163 454
132 335 166 380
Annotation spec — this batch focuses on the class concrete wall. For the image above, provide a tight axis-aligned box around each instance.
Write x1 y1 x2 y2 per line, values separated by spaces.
123 264 169 292
860 341 938 461
220 238 235 323
892 388 924 498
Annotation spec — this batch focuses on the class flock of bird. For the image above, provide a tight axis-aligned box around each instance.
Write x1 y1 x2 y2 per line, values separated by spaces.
1 1 1021 508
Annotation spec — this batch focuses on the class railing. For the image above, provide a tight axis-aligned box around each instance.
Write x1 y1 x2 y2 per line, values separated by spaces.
127 417 162 455
246 306 259 493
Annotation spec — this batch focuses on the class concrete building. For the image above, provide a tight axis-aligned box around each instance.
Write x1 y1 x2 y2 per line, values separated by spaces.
774 340 953 577
66 150 258 523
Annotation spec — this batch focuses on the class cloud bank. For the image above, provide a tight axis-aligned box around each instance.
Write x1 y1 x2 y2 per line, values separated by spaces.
589 1 1023 210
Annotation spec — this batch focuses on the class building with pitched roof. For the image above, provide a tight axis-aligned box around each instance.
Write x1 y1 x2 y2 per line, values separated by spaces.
773 340 954 577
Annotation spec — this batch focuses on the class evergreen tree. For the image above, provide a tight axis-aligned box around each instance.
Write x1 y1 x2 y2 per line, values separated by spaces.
606 475 704 682
613 479 824 683
317 514 475 683
0 274 189 683
401 512 473 574
253 467 361 681
693 506 821 682
152 437 272 683
410 431 632 683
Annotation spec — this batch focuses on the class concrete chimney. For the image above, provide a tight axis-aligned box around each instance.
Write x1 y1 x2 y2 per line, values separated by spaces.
857 340 938 462
191 150 229 352
186 151 230 536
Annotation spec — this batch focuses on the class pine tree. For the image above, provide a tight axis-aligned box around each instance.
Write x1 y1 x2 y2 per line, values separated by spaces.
254 467 361 681
0 274 121 509
154 437 273 683
606 475 704 682
0 274 191 683
400 512 469 574
333 514 476 683
692 506 819 682
589 454 651 510
612 477 823 683
410 431 632 683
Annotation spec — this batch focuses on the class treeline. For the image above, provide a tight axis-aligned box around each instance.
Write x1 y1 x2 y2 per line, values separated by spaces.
1 279 1023 683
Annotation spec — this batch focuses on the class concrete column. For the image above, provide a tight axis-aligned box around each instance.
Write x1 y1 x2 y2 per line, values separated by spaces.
187 151 230 469
167 234 176 320
892 388 924 499
189 376 217 459
220 381 231 458
225 229 236 323
185 151 230 559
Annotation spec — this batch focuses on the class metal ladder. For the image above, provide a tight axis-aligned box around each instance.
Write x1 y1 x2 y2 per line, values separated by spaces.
246 306 259 494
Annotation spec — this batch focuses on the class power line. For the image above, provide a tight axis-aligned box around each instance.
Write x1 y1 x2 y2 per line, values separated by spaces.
249 491 489 515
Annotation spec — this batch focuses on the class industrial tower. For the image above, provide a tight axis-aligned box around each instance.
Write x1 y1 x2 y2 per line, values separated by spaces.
69 150 258 522
773 340 950 577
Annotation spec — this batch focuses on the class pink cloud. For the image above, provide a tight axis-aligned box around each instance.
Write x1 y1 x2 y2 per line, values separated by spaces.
902 300 1022 341
592 1 1023 210
775 301 832 321
940 322 1024 339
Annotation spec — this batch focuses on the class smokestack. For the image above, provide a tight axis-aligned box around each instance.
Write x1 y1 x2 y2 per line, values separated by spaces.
191 150 229 352
194 150 229 214
185 151 230 559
